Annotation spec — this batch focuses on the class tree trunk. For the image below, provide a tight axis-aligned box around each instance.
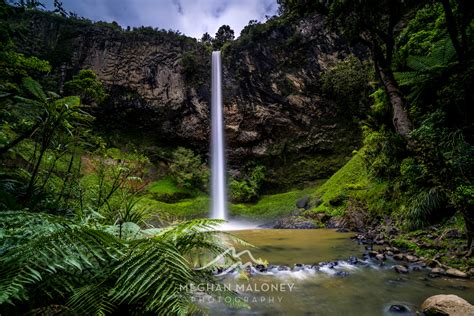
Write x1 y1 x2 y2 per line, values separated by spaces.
374 60 414 140
462 209 474 257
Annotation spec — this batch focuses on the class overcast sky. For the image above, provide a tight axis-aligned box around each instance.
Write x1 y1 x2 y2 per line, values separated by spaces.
39 0 279 39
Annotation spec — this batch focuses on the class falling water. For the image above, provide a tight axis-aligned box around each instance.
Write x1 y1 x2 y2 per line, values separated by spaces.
210 51 227 220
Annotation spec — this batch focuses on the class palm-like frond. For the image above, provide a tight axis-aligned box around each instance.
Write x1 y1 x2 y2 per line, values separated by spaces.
394 37 457 104
1 213 247 314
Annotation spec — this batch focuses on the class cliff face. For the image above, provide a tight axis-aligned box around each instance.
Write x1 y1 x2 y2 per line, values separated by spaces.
12 11 366 189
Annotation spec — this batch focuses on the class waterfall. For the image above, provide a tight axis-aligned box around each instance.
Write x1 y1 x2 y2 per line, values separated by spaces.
210 51 227 220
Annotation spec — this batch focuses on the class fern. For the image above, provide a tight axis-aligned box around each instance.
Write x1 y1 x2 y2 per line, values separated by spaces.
0 213 246 314
394 37 457 103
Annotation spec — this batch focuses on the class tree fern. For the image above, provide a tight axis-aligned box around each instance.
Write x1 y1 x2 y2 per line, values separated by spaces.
395 37 457 103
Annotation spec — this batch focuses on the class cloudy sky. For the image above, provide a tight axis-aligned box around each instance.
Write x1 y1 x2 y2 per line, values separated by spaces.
40 0 279 39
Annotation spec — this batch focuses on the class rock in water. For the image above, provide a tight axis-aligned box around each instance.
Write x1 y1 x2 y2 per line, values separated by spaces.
389 305 409 313
394 265 409 274
421 294 474 316
446 268 469 279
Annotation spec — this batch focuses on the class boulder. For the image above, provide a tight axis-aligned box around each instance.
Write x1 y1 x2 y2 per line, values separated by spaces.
421 294 474 316
394 265 409 274
393 254 404 261
404 254 418 262
446 268 469 279
296 196 310 209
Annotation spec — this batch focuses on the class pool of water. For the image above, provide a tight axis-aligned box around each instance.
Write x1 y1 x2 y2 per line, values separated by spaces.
203 229 474 315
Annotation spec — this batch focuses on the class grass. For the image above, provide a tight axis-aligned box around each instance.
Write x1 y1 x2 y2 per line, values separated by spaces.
147 176 188 195
139 183 322 220
230 186 318 219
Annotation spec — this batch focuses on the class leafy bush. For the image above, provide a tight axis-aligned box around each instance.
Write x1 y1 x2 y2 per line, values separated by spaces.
229 165 265 203
169 147 208 191
321 55 372 117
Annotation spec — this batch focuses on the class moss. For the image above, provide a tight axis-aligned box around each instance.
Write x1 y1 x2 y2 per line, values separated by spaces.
391 238 419 251
308 152 398 217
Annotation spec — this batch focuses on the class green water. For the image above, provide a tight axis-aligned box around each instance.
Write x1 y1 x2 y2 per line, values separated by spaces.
205 229 474 315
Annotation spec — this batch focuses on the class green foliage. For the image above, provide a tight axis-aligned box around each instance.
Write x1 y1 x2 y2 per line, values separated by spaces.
229 165 265 203
212 25 234 50
0 212 245 314
321 55 372 117
63 69 107 104
169 147 208 191
147 176 193 202
180 52 202 83
395 37 457 105
397 4 446 56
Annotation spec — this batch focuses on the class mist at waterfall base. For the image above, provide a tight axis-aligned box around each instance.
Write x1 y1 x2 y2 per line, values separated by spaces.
209 51 260 231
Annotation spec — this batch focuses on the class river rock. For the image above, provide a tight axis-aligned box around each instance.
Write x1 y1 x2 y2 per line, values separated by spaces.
376 254 386 261
421 294 474 316
388 304 409 313
393 254 404 261
431 267 446 275
368 251 378 257
404 254 418 262
394 265 409 274
446 268 469 279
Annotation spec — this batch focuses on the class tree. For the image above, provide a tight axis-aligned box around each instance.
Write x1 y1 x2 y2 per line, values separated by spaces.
63 69 107 105
213 25 234 50
201 32 212 44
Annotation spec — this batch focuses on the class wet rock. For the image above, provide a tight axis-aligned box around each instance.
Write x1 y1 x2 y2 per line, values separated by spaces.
394 265 409 274
365 245 373 251
376 254 386 261
404 254 418 262
274 216 317 229
391 247 401 254
278 266 290 271
348 256 358 265
389 304 409 313
393 254 404 261
368 251 378 257
296 196 310 209
421 294 474 316
431 267 446 275
311 265 320 271
411 266 422 272
446 268 469 279
335 271 349 277
375 240 385 245
255 264 267 272
386 251 394 256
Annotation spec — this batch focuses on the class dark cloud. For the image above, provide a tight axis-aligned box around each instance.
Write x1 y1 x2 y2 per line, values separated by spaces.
41 0 278 38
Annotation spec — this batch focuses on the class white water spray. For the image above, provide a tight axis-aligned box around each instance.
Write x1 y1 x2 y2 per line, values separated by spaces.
210 51 227 220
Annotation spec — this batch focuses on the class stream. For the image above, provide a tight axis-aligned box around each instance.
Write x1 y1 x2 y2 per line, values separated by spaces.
204 229 474 315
